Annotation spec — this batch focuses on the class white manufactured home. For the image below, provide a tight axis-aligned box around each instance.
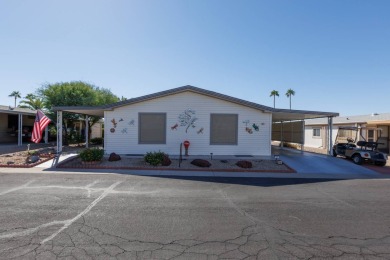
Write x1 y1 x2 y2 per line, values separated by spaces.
54 86 338 156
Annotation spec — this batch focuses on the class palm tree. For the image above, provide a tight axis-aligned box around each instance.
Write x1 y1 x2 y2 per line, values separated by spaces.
285 89 295 109
9 91 21 107
19 93 45 110
270 90 279 108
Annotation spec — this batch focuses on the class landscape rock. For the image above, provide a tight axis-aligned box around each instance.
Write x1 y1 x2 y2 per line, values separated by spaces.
162 155 171 166
26 155 40 164
108 153 121 162
236 160 252 168
191 159 211 168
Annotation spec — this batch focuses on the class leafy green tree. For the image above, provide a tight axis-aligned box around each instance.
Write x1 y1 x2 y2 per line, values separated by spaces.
270 90 279 108
9 91 21 107
19 93 45 110
285 89 295 110
38 81 120 144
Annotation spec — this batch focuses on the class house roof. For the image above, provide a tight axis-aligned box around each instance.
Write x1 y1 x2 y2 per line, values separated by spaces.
0 105 36 116
305 113 390 126
53 85 339 121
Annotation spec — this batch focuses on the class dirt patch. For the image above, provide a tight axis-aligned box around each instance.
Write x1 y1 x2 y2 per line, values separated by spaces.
58 156 295 173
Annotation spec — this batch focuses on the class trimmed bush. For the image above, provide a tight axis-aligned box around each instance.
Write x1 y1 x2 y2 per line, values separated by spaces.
91 137 104 145
144 151 168 166
79 148 104 162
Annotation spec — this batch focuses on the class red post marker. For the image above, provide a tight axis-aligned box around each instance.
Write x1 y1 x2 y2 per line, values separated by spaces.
183 140 190 156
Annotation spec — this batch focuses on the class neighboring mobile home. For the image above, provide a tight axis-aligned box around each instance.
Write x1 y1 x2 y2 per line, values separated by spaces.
0 106 36 144
54 86 338 156
305 113 390 154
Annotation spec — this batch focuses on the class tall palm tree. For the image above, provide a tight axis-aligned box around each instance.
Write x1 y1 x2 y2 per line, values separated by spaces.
285 89 295 109
9 91 22 107
19 93 45 110
270 90 279 108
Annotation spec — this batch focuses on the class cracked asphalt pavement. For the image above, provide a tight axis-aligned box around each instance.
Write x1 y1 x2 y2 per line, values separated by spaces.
0 173 390 259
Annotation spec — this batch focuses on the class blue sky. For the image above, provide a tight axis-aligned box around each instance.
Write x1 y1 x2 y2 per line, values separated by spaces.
1 0 389 116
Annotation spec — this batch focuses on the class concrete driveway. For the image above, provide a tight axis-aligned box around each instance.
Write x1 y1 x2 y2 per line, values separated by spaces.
273 146 382 179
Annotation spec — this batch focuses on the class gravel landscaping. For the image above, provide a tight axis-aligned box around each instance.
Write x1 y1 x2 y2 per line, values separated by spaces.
58 155 295 172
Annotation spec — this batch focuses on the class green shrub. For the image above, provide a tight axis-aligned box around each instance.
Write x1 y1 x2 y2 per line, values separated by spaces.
28 150 38 156
79 148 104 162
69 132 84 144
90 137 103 145
144 151 166 166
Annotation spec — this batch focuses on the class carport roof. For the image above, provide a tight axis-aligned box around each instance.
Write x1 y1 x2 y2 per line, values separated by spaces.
0 105 36 116
53 85 339 121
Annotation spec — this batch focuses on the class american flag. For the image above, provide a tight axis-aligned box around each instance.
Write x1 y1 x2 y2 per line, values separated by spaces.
31 110 51 143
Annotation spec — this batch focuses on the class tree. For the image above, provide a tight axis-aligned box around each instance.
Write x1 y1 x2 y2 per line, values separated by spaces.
270 90 279 108
19 93 45 110
38 81 120 144
285 89 295 110
9 91 21 107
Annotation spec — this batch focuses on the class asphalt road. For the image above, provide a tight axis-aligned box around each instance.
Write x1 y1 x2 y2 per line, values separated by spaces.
0 172 390 259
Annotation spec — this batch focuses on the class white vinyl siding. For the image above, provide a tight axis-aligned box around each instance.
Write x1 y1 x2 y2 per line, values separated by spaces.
104 91 272 156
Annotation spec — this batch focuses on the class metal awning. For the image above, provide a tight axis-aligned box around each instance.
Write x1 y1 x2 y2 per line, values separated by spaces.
52 106 106 117
272 109 338 122
52 106 339 122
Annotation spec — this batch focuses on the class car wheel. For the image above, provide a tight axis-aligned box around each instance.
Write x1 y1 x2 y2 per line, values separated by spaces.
375 161 386 167
332 150 337 157
352 154 362 165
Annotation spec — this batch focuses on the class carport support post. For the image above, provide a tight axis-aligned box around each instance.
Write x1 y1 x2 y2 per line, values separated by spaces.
44 126 48 144
281 121 284 148
85 116 89 148
18 113 22 146
301 120 305 151
328 116 333 155
56 111 63 154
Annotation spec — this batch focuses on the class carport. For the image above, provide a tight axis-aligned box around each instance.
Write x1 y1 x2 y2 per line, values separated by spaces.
271 108 338 155
0 106 39 146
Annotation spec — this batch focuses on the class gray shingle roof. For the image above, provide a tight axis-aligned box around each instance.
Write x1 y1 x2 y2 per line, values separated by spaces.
53 85 339 120
101 85 275 112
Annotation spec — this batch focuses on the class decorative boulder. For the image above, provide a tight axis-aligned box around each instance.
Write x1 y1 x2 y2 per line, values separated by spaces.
162 155 171 166
108 152 121 162
191 159 211 168
26 155 40 164
236 160 252 169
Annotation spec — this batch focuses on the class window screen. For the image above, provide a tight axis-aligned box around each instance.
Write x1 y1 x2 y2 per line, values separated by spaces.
138 113 166 144
210 114 238 145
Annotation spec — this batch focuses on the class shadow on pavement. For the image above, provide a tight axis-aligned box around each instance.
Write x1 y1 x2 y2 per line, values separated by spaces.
143 176 344 187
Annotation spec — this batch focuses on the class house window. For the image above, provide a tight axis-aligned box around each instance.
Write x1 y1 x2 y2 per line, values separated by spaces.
210 114 238 145
138 113 166 144
313 128 321 137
